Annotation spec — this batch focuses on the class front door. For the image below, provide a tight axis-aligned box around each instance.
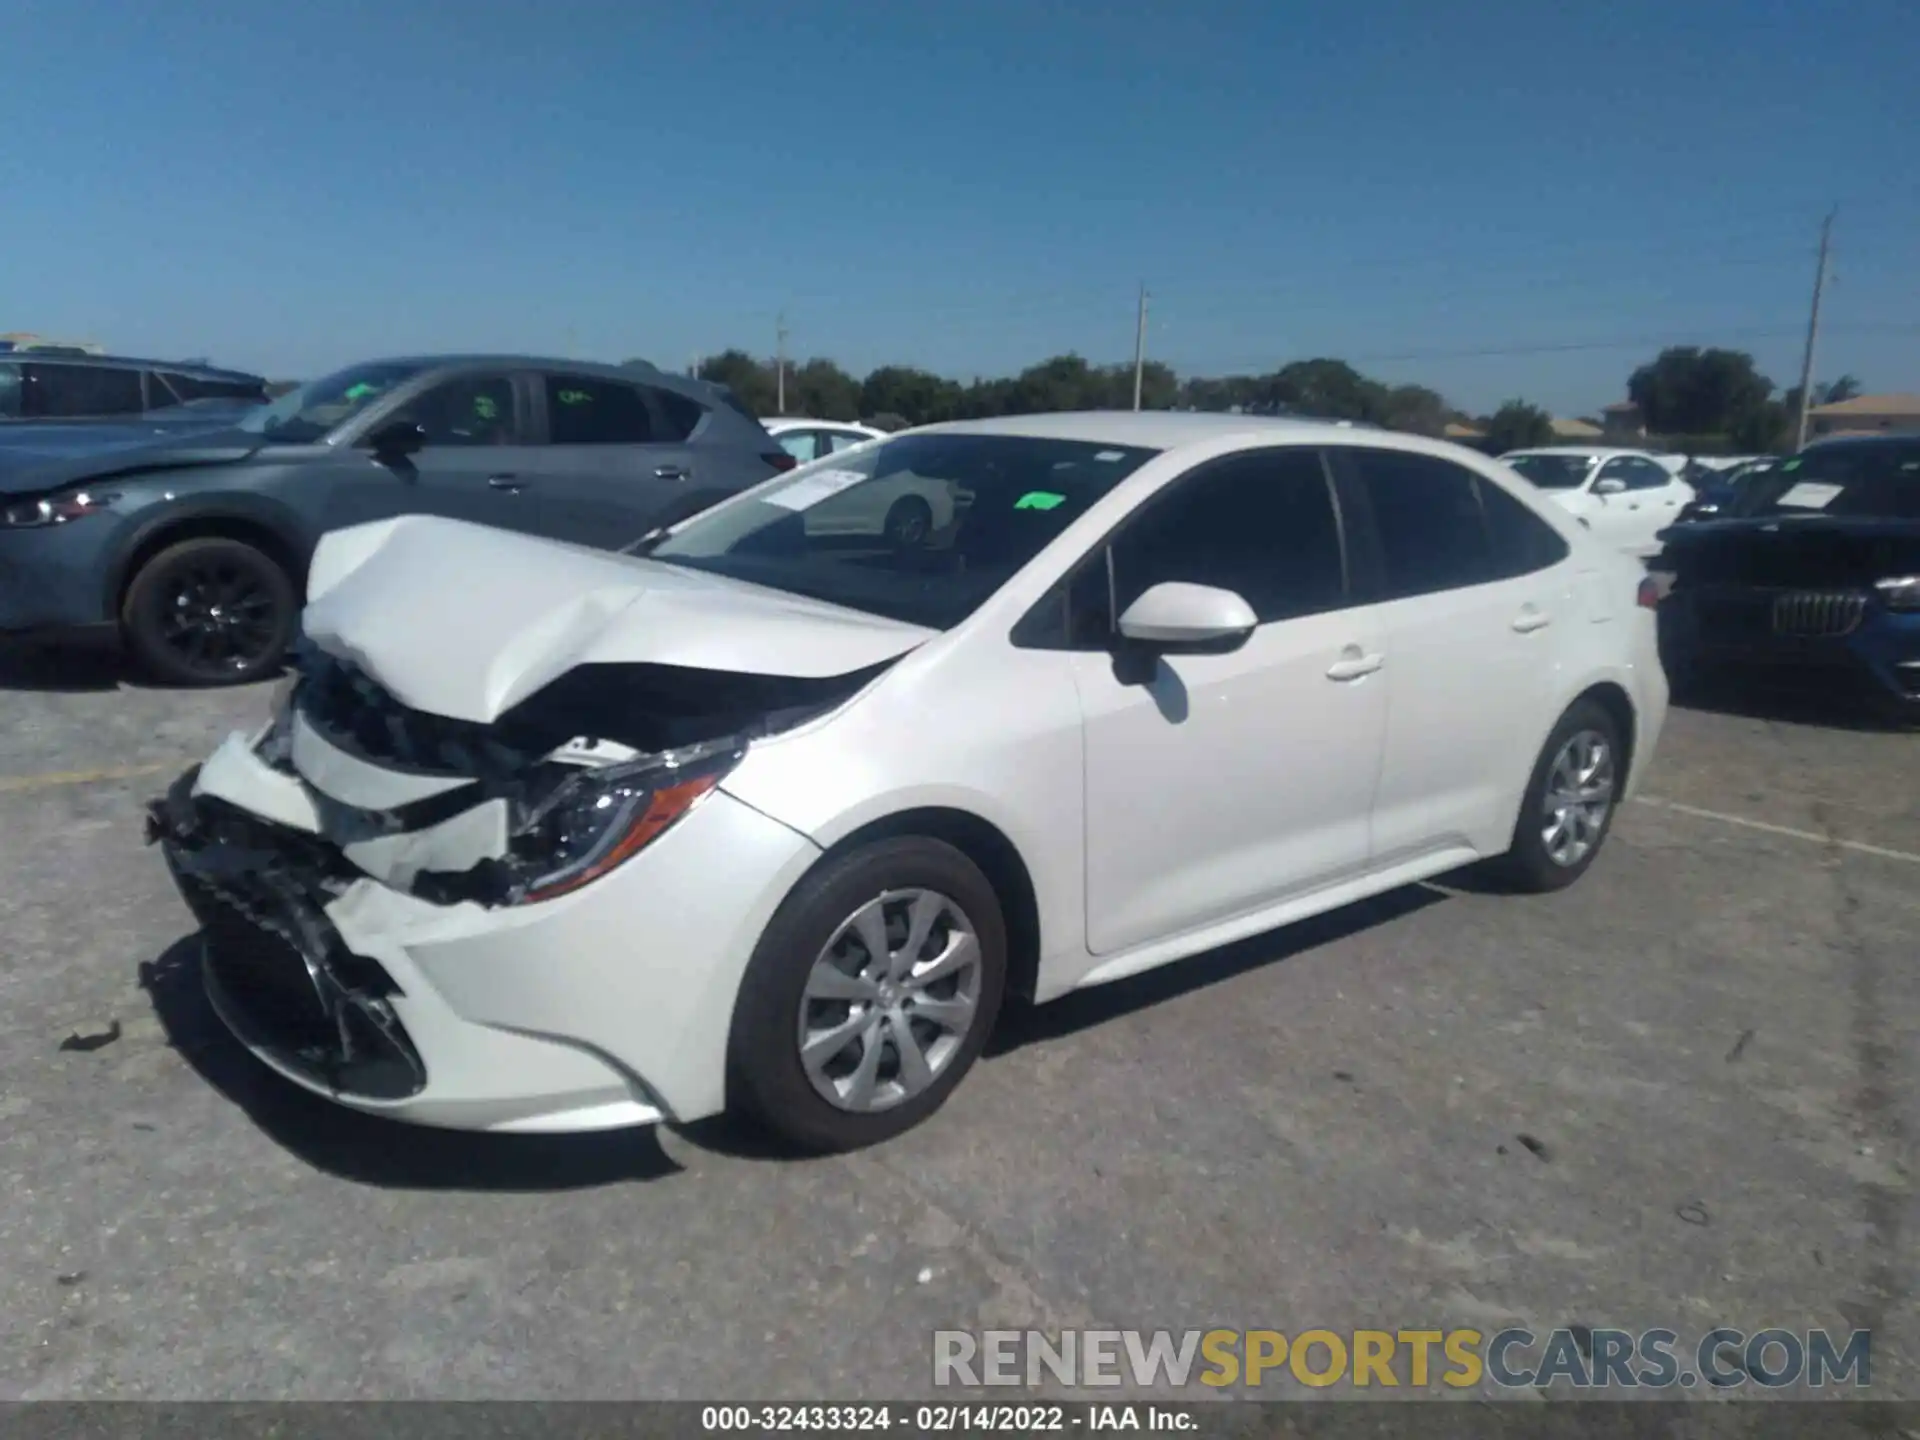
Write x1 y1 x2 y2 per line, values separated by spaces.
1075 447 1389 959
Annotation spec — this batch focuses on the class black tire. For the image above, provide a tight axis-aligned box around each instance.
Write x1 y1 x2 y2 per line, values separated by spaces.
1493 698 1626 893
120 536 297 688
727 836 1008 1153
883 495 934 548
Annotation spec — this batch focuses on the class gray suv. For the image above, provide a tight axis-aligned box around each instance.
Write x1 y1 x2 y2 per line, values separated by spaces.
0 355 794 686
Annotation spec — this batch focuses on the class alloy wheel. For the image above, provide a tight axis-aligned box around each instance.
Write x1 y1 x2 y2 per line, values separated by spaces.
158 558 282 678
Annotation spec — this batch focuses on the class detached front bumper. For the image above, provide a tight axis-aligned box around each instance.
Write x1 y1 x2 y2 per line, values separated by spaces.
147 736 823 1132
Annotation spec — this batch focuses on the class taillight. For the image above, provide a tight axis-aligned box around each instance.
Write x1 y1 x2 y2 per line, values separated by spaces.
1637 575 1663 609
764 451 798 472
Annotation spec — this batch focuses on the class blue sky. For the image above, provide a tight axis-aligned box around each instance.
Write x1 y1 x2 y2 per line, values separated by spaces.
8 0 1917 415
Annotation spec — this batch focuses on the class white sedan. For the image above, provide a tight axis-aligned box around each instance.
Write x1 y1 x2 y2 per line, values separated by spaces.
151 414 1667 1152
1498 446 1696 558
763 417 954 546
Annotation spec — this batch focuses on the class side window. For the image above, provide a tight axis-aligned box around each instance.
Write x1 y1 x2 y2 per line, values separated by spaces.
161 371 267 404
651 388 704 442
544 374 657 445
1477 475 1571 577
0 363 21 418
1595 457 1635 489
1109 448 1347 624
24 362 145 417
1346 448 1497 599
778 431 820 464
393 374 519 446
1626 458 1670 490
827 430 874 453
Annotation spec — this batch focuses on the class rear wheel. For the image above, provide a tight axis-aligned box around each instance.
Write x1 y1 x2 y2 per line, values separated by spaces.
1494 699 1624 892
883 495 934 548
727 836 1007 1153
120 537 297 687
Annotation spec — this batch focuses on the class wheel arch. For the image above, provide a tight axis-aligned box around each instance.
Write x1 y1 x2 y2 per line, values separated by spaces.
107 506 310 619
1570 679 1639 793
816 806 1044 1004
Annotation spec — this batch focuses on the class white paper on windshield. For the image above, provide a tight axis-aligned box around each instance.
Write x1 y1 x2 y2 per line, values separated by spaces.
761 468 868 511
1776 481 1842 509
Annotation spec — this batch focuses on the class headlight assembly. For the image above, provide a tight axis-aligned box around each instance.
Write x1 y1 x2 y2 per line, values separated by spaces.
1 490 121 528
506 735 745 903
1876 576 1920 612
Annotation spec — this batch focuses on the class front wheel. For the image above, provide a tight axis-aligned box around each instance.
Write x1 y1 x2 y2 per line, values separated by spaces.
120 537 297 687
727 836 1007 1153
1494 699 1625 892
883 495 934 549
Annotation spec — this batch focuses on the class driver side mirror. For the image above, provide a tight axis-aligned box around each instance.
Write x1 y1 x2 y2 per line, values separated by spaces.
1593 477 1626 496
366 419 428 460
1116 582 1257 653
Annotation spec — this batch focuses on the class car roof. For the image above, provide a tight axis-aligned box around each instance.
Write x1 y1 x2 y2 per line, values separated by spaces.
361 354 738 409
1500 445 1658 460
4 352 266 385
1803 432 1920 451
910 410 1439 452
764 416 877 430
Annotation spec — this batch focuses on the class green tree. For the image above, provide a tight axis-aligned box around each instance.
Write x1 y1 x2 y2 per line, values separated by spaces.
697 349 776 415
859 366 962 426
1730 399 1792 453
1380 384 1449 437
1484 400 1555 453
1626 347 1773 435
1269 358 1390 422
789 358 861 421
1821 374 1863 405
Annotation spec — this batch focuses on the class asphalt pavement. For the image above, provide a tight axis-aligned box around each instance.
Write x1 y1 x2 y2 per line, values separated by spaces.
0 646 1913 1400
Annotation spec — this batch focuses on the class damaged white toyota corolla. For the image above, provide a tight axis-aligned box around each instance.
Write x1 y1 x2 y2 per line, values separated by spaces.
148 413 1667 1151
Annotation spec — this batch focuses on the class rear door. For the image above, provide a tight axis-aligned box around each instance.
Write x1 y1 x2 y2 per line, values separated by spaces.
522 370 707 546
1332 446 1570 864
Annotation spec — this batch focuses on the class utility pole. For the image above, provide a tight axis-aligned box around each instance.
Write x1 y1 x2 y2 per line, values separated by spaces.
776 313 788 415
688 354 699 378
1131 283 1150 411
1791 208 1836 452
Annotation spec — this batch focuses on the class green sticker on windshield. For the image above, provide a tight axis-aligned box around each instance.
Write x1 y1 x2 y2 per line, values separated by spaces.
558 388 591 406
344 382 377 400
474 395 498 420
1782 458 1801 470
1015 490 1066 511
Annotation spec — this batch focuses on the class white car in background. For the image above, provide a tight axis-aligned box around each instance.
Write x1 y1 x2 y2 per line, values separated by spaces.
152 414 1666 1152
763 416 955 546
1498 447 1696 558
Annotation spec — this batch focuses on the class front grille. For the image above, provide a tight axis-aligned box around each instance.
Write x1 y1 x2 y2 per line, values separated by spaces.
1771 590 1866 638
297 654 506 775
190 873 339 1053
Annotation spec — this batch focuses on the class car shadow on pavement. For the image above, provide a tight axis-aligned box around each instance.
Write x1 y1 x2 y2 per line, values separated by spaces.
985 882 1449 1056
0 643 127 693
139 936 683 1191
1669 672 1915 733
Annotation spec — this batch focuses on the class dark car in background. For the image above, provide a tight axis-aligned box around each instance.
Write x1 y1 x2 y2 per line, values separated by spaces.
1655 434 1920 718
0 353 268 422
0 354 796 685
1673 456 1779 523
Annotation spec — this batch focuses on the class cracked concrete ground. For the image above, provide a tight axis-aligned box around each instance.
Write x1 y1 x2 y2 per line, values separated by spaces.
0 647 1913 1400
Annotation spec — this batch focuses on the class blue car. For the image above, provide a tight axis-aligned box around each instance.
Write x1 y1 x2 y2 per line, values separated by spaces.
1655 435 1920 718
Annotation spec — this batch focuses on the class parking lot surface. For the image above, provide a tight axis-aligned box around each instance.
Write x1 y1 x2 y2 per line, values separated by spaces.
0 648 1913 1400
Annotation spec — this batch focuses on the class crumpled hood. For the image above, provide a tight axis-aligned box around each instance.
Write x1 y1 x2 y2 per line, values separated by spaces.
0 426 260 496
301 515 937 724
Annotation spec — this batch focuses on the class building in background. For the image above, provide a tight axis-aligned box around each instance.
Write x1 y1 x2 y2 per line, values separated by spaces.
1806 393 1920 437
0 331 105 355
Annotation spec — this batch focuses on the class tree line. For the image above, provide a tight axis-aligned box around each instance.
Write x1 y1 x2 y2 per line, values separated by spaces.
638 346 1863 457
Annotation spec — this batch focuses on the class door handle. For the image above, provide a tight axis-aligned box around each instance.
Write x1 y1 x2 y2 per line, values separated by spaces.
486 474 528 491
654 465 689 481
1325 651 1384 682
1512 608 1552 633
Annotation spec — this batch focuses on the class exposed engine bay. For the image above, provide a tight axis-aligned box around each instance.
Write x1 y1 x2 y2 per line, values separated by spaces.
153 638 895 910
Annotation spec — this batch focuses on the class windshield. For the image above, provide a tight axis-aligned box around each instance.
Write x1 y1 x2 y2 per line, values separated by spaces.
1502 453 1594 489
235 360 429 442
646 432 1159 629
1731 442 1920 520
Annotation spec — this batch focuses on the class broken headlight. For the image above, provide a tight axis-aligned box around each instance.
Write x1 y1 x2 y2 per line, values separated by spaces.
507 735 745 904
